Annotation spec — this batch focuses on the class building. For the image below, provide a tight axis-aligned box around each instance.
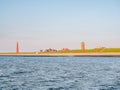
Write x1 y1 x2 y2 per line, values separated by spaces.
81 42 85 50
62 48 69 51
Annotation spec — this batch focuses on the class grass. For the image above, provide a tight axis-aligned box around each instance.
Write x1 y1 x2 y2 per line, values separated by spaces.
56 48 120 53
54 48 120 53
39 48 120 53
0 48 120 54
99 48 120 52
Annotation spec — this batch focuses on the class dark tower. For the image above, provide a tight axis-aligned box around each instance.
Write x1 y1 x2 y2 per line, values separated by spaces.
16 42 19 53
81 42 85 50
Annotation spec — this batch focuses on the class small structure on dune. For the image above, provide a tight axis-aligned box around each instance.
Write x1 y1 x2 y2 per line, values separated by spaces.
94 47 106 52
62 48 69 51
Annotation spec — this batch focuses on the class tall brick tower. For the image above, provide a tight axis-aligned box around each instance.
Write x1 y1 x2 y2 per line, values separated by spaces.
16 42 19 53
81 42 85 50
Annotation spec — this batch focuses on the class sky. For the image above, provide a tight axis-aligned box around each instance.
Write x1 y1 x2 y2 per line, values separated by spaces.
0 0 120 52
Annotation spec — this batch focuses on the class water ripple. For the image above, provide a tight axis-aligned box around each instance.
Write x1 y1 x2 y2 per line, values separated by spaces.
0 57 120 90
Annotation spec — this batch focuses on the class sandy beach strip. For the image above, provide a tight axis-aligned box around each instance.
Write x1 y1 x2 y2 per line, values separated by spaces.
0 53 120 57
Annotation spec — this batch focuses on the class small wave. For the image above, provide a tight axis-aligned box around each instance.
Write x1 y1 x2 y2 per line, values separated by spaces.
100 86 117 90
0 75 10 78
11 71 32 75
47 87 64 90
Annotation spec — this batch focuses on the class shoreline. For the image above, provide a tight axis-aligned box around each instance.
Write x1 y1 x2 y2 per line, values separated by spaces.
0 53 120 57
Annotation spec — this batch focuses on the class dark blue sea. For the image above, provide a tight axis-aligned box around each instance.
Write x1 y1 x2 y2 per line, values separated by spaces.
0 57 120 90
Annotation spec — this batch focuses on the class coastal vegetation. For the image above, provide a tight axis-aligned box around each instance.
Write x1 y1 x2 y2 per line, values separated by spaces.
57 48 120 53
0 48 120 54
49 48 120 53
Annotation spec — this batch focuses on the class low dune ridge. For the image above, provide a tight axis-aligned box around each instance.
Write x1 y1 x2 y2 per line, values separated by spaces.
0 52 120 57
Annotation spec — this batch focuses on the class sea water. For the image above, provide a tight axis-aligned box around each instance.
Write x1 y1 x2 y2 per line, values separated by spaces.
0 57 120 90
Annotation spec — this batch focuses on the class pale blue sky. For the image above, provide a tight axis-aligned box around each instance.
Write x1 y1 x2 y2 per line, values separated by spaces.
0 0 120 52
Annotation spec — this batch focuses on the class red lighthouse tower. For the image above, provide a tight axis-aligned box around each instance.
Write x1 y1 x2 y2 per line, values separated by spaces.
16 42 19 53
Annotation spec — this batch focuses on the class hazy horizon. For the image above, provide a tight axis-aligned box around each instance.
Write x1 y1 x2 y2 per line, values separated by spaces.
0 0 120 52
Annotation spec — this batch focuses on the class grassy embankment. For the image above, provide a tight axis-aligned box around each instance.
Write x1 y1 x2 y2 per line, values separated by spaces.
57 48 120 53
0 48 120 54
38 48 120 54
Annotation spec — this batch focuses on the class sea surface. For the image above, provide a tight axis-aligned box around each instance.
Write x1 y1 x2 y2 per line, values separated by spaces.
0 57 120 90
